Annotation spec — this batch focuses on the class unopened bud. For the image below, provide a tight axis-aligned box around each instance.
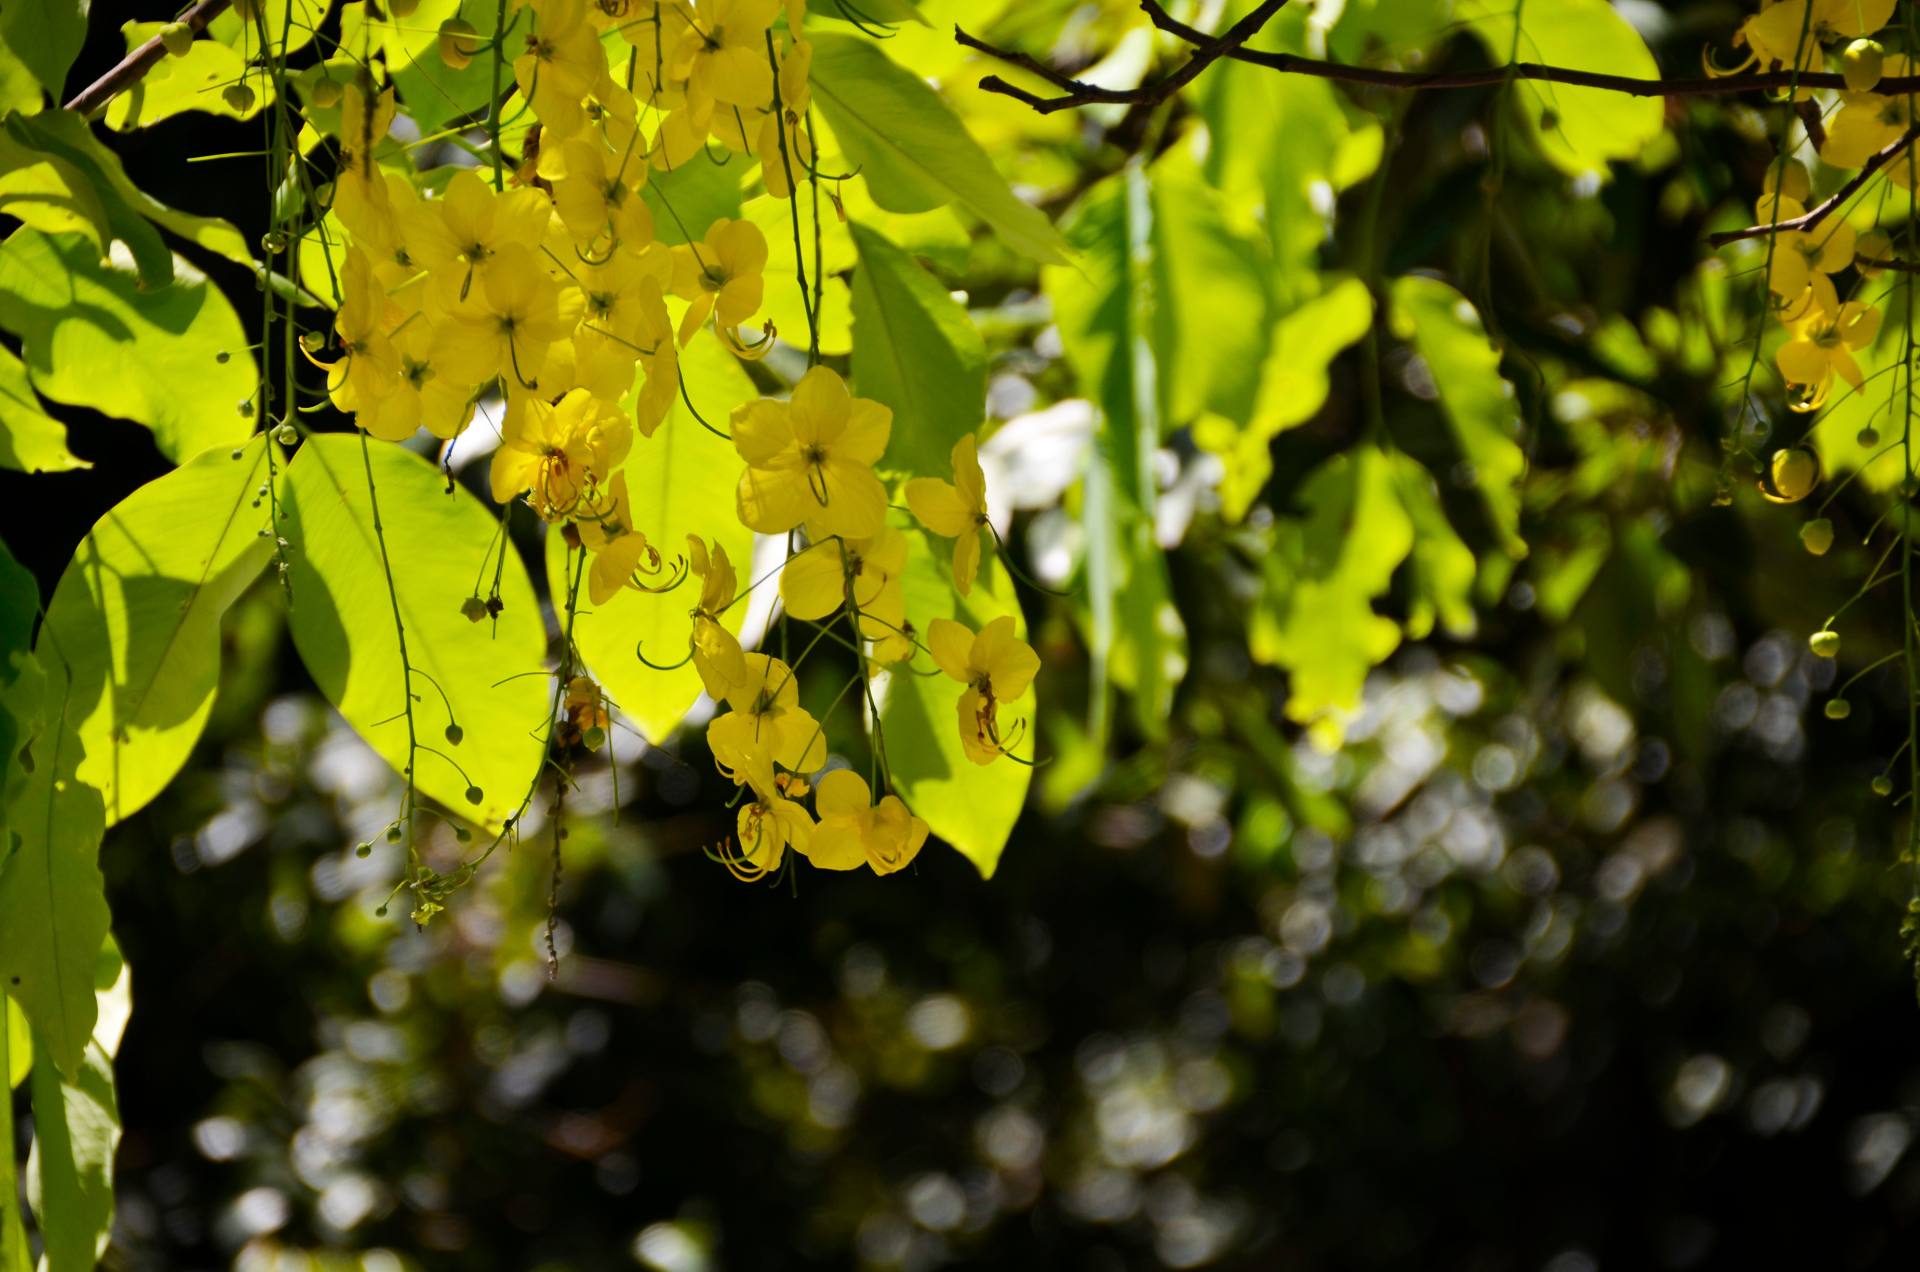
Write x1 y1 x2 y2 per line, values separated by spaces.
160 21 194 57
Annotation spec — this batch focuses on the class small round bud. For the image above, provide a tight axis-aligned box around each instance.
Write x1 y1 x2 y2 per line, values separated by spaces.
260 229 287 254
355 842 372 857
455 827 472 843
1873 775 1895 797
237 399 255 417
160 21 194 57
1810 629 1841 658
1763 158 1812 205
1825 699 1852 720
389 0 421 15
460 596 488 623
1843 38 1885 93
215 349 231 363
385 824 402 843
582 725 606 751
222 83 257 113
274 423 298 446
1771 448 1819 502
375 904 389 917
309 77 342 108
1801 518 1834 556
1859 426 1881 448
437 18 479 69
445 723 464 745
464 785 484 805
230 448 244 460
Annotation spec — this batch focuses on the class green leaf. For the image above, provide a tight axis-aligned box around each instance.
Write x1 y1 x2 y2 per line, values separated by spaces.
1251 447 1412 748
742 192 853 355
281 434 548 832
4 109 255 274
809 33 1068 265
645 155 745 247
4 997 26 1089
877 529 1030 878
0 724 109 1080
849 220 986 478
0 344 86 474
1388 450 1477 641
25 1030 118 1272
557 332 757 744
1456 0 1663 180
0 0 88 104
0 991 22 1271
345 0 500 137
0 127 112 251
0 229 257 464
1195 276 1373 521
814 0 929 26
104 23 271 129
36 438 275 825
1391 275 1527 558
207 0 330 57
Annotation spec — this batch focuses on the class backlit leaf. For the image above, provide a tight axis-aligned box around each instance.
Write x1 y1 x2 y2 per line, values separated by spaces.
0 345 86 474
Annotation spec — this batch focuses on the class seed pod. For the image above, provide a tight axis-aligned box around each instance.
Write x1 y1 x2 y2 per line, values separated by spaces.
1842 38 1885 93
223 83 256 113
160 21 194 57
1809 629 1840 658
1800 518 1834 557
438 18 479 69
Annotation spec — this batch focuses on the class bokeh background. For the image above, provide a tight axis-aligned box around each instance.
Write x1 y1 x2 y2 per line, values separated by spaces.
10 0 1920 1268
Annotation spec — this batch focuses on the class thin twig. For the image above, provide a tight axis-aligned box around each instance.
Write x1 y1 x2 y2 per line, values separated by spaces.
1707 122 1920 247
960 0 1920 118
957 0 1291 115
64 0 235 116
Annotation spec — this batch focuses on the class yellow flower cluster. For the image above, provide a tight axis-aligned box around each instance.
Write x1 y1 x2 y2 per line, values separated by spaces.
307 0 1038 883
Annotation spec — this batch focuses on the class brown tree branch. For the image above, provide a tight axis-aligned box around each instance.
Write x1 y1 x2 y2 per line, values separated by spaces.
957 0 1292 115
63 0 235 117
962 0 1920 116
1706 122 1920 248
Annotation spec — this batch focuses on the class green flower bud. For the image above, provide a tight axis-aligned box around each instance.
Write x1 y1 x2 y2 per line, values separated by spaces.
1825 699 1851 720
222 83 257 113
1810 629 1841 658
1800 518 1834 556
160 21 195 57
1843 38 1885 93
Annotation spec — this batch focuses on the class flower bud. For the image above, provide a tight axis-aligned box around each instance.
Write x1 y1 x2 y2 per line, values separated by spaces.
1873 775 1894 797
1770 447 1819 502
1810 629 1840 658
1858 227 1892 277
1825 699 1852 720
160 21 194 57
1763 158 1811 205
389 0 421 15
438 18 479 69
1859 425 1881 447
1842 38 1885 93
464 785 484 805
309 77 341 108
273 423 298 446
223 83 256 113
460 596 488 623
1800 517 1834 556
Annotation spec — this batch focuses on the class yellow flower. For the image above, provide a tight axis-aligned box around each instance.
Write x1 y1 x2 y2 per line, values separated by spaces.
563 674 609 748
354 318 477 441
402 170 552 308
490 387 633 520
778 527 910 656
733 365 891 538
688 536 752 704
632 275 680 438
708 730 814 880
905 433 990 596
580 473 673 603
803 769 927 875
1777 279 1880 411
441 244 581 388
927 615 1039 765
551 131 655 247
758 37 812 199
672 0 779 124
514 0 612 141
618 2 692 107
1755 194 1856 299
314 246 400 415
1821 59 1917 168
706 653 827 773
1736 0 1894 74
669 216 767 345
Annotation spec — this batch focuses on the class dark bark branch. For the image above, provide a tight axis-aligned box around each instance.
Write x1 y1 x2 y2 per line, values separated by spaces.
962 0 1920 116
63 0 235 117
1706 122 1920 248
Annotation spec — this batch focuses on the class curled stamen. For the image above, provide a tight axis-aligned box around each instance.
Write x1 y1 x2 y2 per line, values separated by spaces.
636 640 694 670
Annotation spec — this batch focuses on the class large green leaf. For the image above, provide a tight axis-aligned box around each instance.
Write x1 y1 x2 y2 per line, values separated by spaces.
1456 0 1663 180
0 997 25 1270
0 0 87 106
0 343 85 474
0 229 257 463
24 938 126 1272
0 127 112 253
3 110 255 279
0 715 108 1080
282 434 548 832
1391 275 1527 558
809 34 1068 265
104 22 270 129
646 155 745 248
557 332 757 744
344 0 500 137
848 220 986 479
1251 447 1413 748
877 528 1030 878
207 0 330 56
36 438 274 825
742 192 853 355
